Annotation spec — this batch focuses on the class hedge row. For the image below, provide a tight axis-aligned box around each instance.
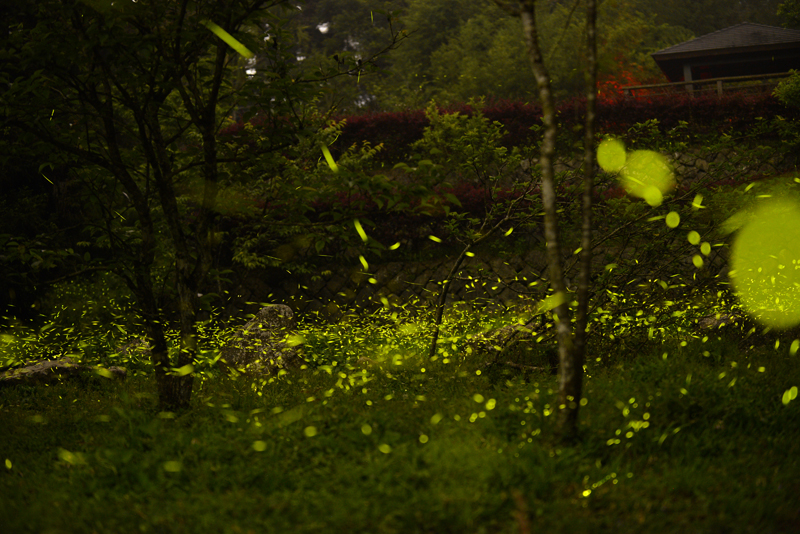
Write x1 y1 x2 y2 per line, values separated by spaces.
330 92 800 163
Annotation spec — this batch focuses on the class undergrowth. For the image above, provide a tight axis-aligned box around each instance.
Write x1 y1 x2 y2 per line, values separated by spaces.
2 119 799 533
1 303 799 534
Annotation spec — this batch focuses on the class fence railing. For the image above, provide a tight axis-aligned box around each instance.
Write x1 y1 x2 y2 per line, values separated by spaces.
621 72 792 99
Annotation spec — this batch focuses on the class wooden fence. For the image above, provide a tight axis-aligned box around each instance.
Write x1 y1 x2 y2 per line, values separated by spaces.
621 72 792 99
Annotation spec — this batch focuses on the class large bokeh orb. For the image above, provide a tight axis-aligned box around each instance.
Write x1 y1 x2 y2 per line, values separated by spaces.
621 150 675 207
597 138 626 173
730 198 800 329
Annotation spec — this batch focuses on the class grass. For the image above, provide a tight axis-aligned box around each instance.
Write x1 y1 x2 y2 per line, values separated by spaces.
1 305 800 534
3 163 800 532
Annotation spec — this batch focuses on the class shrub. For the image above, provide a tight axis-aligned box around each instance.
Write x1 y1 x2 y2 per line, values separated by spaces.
774 69 800 109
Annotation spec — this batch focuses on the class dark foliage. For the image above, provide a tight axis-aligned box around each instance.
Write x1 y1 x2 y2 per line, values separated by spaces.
221 92 800 166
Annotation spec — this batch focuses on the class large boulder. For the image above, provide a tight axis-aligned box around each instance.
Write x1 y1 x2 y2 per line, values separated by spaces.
0 356 127 389
218 304 306 376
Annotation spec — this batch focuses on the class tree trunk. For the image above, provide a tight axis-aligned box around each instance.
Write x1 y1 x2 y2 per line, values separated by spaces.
130 259 181 410
517 0 582 443
558 0 597 443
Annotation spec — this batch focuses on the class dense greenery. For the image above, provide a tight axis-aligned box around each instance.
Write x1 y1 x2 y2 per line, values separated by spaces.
283 0 789 112
2 0 800 530
2 300 800 532
0 0 406 409
778 0 800 28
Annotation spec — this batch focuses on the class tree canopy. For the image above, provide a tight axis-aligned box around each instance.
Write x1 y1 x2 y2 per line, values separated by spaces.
271 0 786 112
0 0 403 409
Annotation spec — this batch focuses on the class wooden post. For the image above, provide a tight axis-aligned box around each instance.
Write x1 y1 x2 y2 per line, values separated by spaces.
717 79 723 96
683 64 694 97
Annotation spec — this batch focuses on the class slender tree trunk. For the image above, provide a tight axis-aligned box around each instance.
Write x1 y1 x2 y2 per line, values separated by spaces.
516 1 580 442
98 83 192 411
559 0 597 443
428 196 528 360
134 267 174 410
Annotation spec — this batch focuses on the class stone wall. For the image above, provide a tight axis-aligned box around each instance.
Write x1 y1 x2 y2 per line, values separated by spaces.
231 244 552 322
527 146 797 185
227 146 796 321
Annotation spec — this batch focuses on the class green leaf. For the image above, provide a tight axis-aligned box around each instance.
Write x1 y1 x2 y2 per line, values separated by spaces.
444 193 462 207
37 162 54 174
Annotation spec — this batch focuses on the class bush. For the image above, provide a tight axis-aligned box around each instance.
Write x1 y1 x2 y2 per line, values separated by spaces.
774 69 800 109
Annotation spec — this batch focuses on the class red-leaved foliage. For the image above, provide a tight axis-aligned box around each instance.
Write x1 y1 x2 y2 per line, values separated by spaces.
597 55 664 104
218 92 800 164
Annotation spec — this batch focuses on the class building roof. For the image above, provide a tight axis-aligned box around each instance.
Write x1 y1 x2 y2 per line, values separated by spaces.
652 23 800 60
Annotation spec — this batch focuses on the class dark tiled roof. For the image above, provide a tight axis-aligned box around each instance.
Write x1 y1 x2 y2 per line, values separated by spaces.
652 23 800 57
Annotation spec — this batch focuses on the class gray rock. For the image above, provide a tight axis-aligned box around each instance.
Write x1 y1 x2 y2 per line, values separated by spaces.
697 312 744 330
0 356 127 389
117 338 151 359
219 304 306 376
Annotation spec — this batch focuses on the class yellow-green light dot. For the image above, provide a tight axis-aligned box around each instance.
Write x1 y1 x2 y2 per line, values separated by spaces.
361 424 372 435
643 186 664 207
379 444 391 454
304 426 317 437
693 255 704 268
252 440 267 451
700 242 711 255
163 460 182 472
597 138 626 173
473 394 485 403
354 219 368 242
688 231 701 245
620 150 674 206
419 434 429 444
666 211 680 228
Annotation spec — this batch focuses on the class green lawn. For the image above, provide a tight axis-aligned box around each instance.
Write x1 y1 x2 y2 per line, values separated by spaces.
2 314 799 534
